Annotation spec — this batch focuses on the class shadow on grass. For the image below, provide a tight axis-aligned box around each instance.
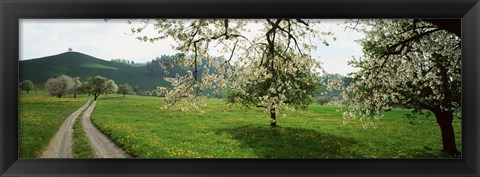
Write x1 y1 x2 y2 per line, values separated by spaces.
412 148 461 158
216 125 362 158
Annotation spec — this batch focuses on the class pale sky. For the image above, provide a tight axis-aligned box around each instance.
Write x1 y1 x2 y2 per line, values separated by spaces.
20 19 364 76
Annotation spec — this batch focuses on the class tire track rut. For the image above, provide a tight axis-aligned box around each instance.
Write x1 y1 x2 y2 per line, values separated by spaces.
81 101 131 158
40 100 92 158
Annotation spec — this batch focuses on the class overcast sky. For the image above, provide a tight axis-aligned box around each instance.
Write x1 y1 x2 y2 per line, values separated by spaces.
20 19 364 76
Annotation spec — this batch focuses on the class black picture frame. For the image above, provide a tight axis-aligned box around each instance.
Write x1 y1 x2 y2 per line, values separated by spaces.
1 0 479 176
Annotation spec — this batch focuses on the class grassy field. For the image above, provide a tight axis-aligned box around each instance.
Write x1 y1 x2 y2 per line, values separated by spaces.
72 105 95 158
19 91 88 158
91 94 462 158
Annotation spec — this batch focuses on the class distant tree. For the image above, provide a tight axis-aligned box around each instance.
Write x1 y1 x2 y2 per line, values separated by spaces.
133 86 140 94
131 61 135 64
144 91 152 96
117 83 134 97
78 82 91 96
83 75 111 100
342 77 353 87
45 75 74 98
321 74 352 104
111 58 133 64
151 90 161 97
105 79 118 95
68 47 73 52
68 77 82 99
19 80 34 93
316 96 330 106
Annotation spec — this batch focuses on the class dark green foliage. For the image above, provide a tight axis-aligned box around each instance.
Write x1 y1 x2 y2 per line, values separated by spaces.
145 55 169 77
111 58 134 64
145 54 222 80
145 54 197 78
118 83 134 97
20 80 34 93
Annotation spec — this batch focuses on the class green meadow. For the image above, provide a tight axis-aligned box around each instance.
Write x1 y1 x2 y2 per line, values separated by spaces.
88 94 461 158
19 91 86 157
19 92 461 158
72 107 95 158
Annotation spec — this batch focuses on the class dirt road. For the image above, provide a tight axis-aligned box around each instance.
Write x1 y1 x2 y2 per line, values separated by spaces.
81 101 131 158
40 100 92 158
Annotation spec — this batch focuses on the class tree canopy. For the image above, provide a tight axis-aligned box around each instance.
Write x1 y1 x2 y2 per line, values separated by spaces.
83 75 115 100
68 77 82 99
342 19 461 154
131 19 333 126
45 75 74 98
19 80 34 93
118 83 134 97
106 79 119 95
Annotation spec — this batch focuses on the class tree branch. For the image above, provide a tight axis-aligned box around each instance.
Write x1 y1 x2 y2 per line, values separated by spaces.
422 19 461 37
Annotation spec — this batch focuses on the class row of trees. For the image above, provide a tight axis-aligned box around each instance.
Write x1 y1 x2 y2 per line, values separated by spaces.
111 58 135 64
42 75 134 100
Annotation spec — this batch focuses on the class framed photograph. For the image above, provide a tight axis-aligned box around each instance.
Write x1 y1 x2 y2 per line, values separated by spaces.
1 0 479 176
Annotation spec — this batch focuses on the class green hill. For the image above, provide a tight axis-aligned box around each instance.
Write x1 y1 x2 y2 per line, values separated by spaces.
20 52 168 91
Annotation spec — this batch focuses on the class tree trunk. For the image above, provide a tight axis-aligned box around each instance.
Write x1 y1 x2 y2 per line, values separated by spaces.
94 94 99 100
73 93 76 99
434 110 459 154
270 108 277 127
26 90 29 94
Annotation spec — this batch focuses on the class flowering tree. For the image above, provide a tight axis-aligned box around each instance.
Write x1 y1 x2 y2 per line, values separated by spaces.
131 19 331 126
105 79 118 95
342 19 461 154
45 75 74 98
227 44 323 127
68 77 82 99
